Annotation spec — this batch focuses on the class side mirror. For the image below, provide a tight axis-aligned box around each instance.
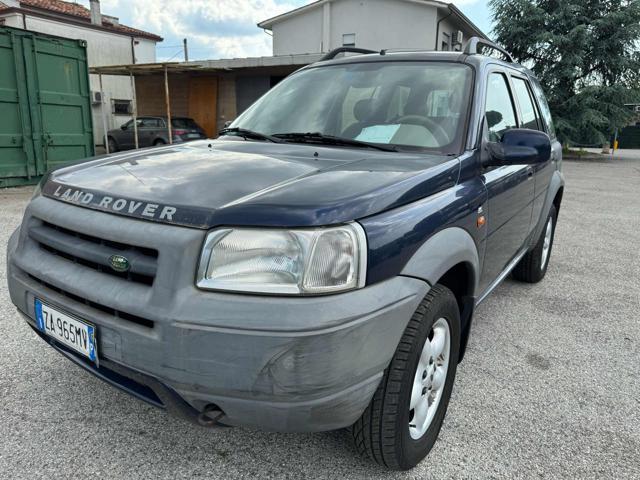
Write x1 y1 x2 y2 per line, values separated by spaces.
486 129 551 166
121 125 127 130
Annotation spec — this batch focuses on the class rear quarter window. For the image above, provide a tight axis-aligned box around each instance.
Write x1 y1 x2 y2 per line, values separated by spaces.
530 78 556 139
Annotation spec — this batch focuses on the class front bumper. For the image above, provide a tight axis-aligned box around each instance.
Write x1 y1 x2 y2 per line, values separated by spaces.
6 197 429 432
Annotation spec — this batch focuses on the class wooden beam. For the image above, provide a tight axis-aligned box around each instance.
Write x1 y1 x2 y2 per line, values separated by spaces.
130 70 139 149
164 65 173 144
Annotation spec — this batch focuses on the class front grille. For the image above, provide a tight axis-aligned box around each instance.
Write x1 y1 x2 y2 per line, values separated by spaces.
29 274 155 329
29 220 158 286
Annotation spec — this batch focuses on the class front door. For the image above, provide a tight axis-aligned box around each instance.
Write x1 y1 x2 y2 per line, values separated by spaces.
479 71 535 293
117 119 137 150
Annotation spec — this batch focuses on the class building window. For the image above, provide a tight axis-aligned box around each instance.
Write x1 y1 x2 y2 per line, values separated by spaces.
112 99 132 115
343 33 356 47
441 33 450 51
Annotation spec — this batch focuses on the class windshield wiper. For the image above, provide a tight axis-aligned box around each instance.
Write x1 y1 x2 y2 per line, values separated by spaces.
273 132 397 152
218 127 283 143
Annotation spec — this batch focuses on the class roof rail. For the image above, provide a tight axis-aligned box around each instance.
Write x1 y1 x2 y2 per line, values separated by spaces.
320 47 378 61
463 37 514 63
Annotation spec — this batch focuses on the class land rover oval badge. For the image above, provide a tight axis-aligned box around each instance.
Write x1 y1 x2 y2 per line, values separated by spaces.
109 254 130 273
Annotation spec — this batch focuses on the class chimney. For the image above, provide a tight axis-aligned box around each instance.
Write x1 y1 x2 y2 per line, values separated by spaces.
90 0 101 25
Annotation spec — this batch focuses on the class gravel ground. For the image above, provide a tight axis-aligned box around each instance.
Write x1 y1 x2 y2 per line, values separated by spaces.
1 156 639 479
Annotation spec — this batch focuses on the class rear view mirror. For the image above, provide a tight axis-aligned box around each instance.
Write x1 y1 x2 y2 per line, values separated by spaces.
486 129 551 166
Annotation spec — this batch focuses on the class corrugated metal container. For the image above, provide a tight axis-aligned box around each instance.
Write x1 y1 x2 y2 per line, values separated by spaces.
0 26 94 188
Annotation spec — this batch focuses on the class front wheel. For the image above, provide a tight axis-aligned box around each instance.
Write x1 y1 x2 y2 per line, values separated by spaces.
512 204 558 283
107 137 118 153
351 285 461 470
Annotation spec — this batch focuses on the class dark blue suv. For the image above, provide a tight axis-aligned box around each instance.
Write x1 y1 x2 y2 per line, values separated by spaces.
6 38 563 470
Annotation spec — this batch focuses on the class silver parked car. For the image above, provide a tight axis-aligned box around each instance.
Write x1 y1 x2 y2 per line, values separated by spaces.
106 116 207 152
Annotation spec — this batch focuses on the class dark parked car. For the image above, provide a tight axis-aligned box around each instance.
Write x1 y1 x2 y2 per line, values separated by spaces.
7 38 563 470
106 116 207 152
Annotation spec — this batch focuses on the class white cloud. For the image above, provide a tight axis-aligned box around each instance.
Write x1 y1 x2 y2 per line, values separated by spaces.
79 0 490 59
78 0 301 58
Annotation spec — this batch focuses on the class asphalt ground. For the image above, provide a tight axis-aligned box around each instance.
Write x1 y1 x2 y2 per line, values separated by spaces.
1 154 639 479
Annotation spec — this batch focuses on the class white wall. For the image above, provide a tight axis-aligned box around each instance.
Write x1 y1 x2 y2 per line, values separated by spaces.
331 0 437 52
4 13 157 145
272 7 323 55
270 0 481 55
437 16 469 51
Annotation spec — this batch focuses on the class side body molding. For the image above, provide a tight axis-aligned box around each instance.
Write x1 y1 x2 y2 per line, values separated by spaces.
400 227 480 296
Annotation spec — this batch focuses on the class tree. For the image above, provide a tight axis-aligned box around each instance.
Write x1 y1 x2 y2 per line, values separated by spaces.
489 0 640 145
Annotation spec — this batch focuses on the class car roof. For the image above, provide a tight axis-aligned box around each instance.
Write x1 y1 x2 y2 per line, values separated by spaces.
304 50 534 79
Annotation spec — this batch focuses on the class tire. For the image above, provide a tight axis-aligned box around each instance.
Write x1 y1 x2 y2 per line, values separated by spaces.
512 204 558 283
107 137 118 153
351 284 461 470
153 139 166 147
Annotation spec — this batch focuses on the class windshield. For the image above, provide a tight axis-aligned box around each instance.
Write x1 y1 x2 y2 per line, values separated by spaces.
231 61 473 154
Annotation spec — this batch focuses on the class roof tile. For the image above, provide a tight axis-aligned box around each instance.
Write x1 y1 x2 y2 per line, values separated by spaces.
0 0 162 40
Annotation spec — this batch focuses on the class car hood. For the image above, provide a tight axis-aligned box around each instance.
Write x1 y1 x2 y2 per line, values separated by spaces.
42 140 461 228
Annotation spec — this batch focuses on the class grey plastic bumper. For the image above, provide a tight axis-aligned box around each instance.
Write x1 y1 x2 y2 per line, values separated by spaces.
6 198 429 432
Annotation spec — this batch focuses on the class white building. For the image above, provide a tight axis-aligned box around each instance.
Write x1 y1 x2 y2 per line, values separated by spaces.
259 0 487 56
0 0 162 145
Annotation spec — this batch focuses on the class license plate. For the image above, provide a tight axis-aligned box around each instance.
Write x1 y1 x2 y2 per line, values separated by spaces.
187 133 201 139
35 299 98 363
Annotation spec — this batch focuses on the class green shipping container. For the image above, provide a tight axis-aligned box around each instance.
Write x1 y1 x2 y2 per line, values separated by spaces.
0 26 94 188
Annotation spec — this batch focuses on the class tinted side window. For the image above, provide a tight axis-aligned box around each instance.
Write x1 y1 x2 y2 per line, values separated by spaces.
530 78 556 138
143 118 162 128
485 73 517 142
512 77 540 130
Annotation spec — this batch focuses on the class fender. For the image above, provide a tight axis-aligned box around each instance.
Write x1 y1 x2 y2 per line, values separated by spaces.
530 170 565 246
400 226 480 295
400 227 481 363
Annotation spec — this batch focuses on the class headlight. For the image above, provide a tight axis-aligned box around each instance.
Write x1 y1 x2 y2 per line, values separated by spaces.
196 224 367 295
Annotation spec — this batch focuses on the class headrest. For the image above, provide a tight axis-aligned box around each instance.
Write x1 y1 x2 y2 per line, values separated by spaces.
354 98 373 122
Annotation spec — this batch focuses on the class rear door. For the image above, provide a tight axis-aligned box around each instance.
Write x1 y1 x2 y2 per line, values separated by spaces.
479 70 535 293
137 117 158 147
529 77 561 223
117 120 136 150
510 75 553 228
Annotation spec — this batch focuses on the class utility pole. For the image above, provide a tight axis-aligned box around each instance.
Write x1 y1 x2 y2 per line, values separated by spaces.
183 38 189 62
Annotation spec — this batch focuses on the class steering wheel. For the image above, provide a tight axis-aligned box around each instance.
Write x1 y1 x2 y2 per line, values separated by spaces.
395 115 451 146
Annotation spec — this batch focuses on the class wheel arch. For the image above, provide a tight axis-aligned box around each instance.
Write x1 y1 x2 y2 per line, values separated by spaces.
553 185 564 213
532 170 565 243
400 227 480 362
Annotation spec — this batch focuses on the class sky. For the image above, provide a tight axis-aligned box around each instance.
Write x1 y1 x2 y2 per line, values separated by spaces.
75 0 492 61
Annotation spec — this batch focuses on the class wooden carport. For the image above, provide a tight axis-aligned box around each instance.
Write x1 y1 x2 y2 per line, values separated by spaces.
90 53 323 153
